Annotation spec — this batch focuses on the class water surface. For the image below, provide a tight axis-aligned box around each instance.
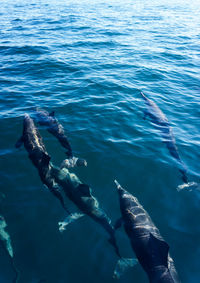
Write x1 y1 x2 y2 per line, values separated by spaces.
0 0 200 282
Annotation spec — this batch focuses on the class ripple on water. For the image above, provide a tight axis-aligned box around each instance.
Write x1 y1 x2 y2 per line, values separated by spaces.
0 45 49 55
0 0 200 282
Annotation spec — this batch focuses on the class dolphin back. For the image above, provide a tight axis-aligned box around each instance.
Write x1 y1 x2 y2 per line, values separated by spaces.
141 93 188 183
34 108 73 158
16 114 69 212
115 181 180 283
22 114 51 170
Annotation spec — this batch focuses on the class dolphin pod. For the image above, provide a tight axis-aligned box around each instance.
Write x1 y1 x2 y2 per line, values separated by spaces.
16 114 135 277
33 108 87 168
114 180 180 283
14 106 183 282
141 92 188 184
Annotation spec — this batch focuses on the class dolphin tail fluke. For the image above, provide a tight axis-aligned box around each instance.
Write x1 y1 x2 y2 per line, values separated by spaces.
113 258 138 279
58 212 85 232
177 181 199 192
108 235 138 278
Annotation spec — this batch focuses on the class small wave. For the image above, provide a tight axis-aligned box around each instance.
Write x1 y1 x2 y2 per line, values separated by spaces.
135 67 165 81
11 18 22 22
61 40 117 49
0 45 49 55
160 51 186 61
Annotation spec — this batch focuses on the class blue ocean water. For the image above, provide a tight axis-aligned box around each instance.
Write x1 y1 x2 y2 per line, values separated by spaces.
0 0 200 282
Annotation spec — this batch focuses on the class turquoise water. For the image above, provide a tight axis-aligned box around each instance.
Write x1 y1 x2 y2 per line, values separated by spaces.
0 0 200 282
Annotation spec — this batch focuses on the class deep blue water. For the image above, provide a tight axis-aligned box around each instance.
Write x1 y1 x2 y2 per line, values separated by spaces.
0 0 200 282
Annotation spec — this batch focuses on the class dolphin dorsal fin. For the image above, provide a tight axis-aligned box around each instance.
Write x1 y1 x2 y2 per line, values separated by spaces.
149 233 169 267
78 184 91 197
49 111 55 117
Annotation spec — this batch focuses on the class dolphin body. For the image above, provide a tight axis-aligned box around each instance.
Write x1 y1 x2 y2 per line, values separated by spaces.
0 215 20 283
16 114 134 276
114 180 181 283
53 166 122 257
15 114 68 213
33 108 87 168
141 92 188 183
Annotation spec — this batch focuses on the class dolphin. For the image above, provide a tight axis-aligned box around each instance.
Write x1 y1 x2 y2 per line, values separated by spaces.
33 108 87 168
141 92 188 183
51 166 137 277
50 159 136 277
15 114 68 213
114 180 181 283
0 215 20 283
16 114 135 276
53 166 120 252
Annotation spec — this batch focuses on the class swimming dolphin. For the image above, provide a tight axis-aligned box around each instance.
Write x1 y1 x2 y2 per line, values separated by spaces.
0 215 20 283
114 180 181 282
33 108 87 168
15 114 68 213
53 166 120 249
141 92 188 183
16 114 134 276
51 163 136 276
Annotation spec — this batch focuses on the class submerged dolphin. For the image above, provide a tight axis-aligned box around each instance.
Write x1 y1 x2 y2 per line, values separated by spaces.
114 180 181 283
33 108 87 168
0 215 20 283
53 166 120 253
52 166 136 277
15 114 68 213
141 92 188 183
16 114 134 276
